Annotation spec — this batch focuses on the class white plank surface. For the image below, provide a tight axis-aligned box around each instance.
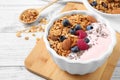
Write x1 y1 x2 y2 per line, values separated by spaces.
0 67 45 80
0 0 119 80
0 33 44 66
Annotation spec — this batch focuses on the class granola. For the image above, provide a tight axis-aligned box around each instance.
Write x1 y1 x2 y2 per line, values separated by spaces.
48 14 96 56
20 9 39 23
89 0 120 14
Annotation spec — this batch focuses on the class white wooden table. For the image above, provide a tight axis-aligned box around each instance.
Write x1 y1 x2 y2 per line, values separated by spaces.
0 0 120 80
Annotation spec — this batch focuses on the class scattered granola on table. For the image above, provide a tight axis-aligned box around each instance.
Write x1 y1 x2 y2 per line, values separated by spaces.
40 18 48 24
25 36 29 40
16 18 48 40
16 31 22 37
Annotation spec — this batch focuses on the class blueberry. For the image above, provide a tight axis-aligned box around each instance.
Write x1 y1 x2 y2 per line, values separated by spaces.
86 25 93 30
91 1 97 6
75 24 82 31
62 19 71 27
59 36 66 42
71 46 80 53
84 38 90 43
102 2 108 8
70 28 76 35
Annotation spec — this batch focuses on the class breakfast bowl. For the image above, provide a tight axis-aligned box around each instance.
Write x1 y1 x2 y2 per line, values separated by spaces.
44 10 116 75
83 0 120 33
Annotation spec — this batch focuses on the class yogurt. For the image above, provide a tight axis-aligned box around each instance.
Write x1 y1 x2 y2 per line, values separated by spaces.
67 22 111 60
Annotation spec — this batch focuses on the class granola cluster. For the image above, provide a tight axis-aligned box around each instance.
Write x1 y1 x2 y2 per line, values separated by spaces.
16 18 48 40
89 0 120 14
48 14 97 56
20 9 39 23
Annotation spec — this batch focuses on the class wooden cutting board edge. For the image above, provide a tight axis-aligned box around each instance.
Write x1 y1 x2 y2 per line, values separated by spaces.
100 33 120 80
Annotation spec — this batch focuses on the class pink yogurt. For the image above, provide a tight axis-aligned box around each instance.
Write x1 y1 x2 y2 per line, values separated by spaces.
67 22 111 61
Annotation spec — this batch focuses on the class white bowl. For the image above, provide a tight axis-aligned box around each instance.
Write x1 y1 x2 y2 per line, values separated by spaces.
44 10 116 75
83 0 120 33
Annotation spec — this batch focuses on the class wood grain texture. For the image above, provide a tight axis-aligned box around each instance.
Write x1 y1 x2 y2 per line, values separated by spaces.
25 3 120 80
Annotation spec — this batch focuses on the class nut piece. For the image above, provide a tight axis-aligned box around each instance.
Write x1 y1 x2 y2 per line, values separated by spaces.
25 37 29 40
87 16 97 23
62 38 71 50
16 31 21 37
36 38 40 41
32 33 36 36
71 38 79 47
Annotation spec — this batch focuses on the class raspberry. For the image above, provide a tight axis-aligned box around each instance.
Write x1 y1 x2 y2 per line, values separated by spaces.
75 30 87 39
77 39 89 50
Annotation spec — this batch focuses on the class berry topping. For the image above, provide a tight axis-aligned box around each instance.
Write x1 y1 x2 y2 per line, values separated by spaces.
75 30 87 39
86 25 93 30
59 36 66 42
91 1 97 6
75 24 82 31
77 39 89 50
71 46 80 53
62 19 71 27
84 38 90 43
70 28 76 35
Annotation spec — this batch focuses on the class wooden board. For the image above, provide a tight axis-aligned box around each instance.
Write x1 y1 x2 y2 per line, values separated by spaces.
25 2 120 80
